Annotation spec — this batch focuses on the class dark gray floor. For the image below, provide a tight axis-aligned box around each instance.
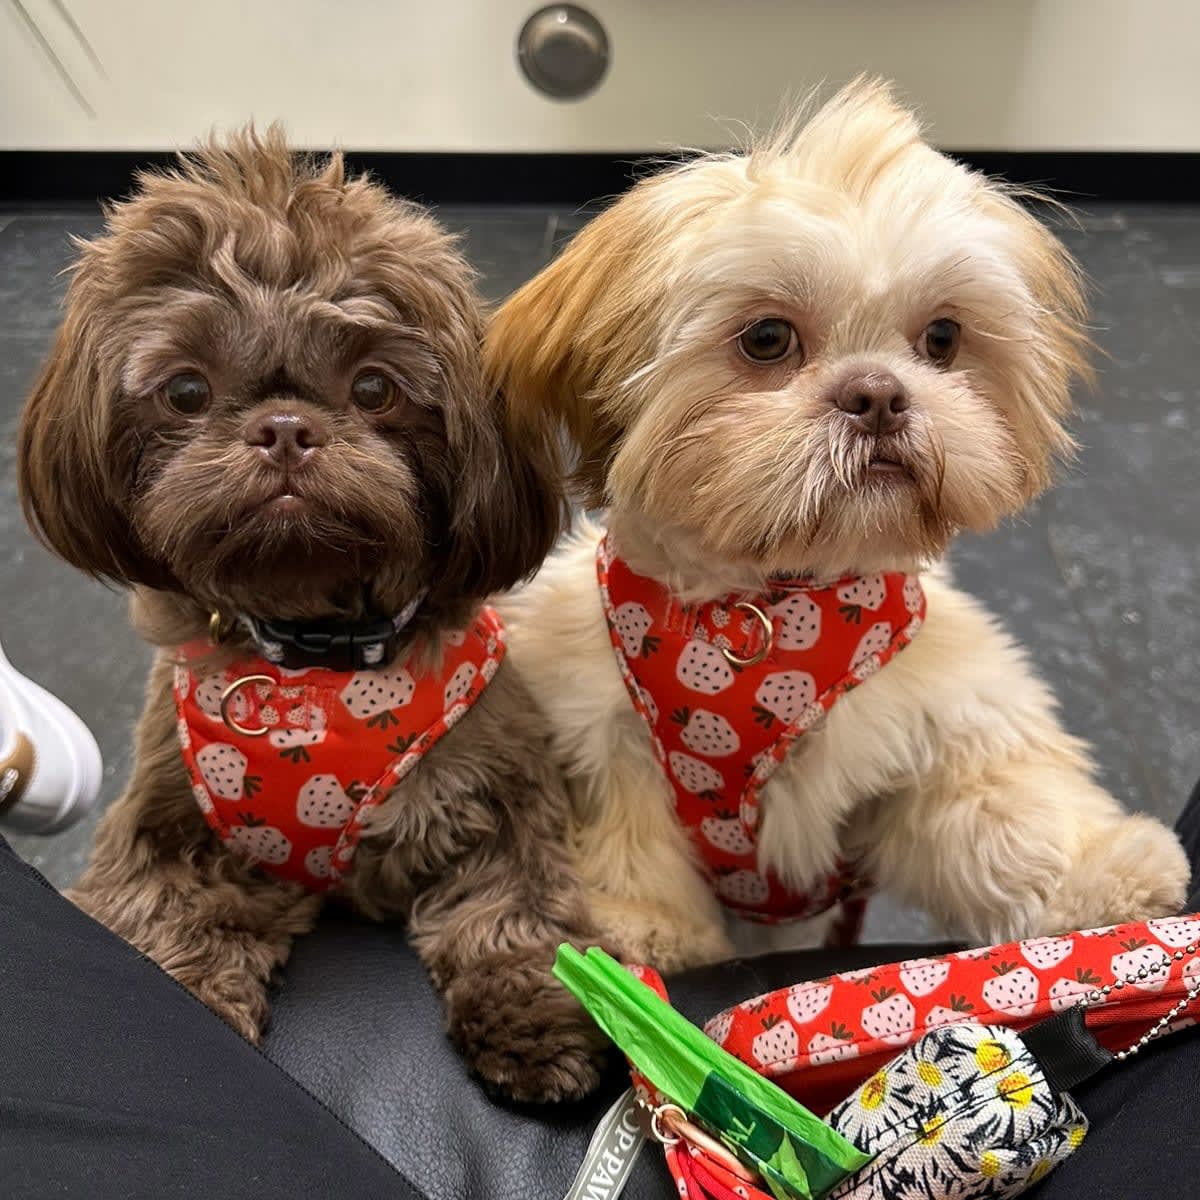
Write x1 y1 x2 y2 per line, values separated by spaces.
2 202 1198 942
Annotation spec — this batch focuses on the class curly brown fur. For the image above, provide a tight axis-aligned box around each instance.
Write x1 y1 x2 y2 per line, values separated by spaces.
21 126 603 1102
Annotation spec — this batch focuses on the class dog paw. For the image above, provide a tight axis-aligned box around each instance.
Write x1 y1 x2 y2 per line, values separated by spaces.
444 951 610 1104
589 895 734 973
1044 815 1190 932
183 975 270 1043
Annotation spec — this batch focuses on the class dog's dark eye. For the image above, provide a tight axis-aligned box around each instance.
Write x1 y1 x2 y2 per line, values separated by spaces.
161 372 211 415
738 319 799 364
917 318 961 368
351 371 395 413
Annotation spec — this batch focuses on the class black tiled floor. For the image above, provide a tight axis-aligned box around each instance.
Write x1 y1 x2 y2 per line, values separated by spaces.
2 202 1198 943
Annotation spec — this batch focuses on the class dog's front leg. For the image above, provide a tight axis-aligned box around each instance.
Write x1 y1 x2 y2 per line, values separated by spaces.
859 749 1189 944
401 801 611 1104
68 664 322 1041
567 749 733 974
69 794 321 1041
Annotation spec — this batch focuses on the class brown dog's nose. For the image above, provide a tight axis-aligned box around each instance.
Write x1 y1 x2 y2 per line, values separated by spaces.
834 372 910 436
244 412 328 468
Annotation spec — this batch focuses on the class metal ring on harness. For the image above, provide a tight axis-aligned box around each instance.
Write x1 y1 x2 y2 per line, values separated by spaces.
219 674 275 737
721 601 774 667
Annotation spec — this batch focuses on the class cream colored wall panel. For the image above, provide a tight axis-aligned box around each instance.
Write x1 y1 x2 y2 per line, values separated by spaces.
2 1 1198 151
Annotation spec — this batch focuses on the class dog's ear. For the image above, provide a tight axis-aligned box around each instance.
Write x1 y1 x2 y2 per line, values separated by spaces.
427 387 567 608
978 189 1093 497
485 189 671 504
18 306 164 586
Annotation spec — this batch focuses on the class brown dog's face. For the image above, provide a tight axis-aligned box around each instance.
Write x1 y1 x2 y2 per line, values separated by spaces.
20 129 561 623
488 81 1091 585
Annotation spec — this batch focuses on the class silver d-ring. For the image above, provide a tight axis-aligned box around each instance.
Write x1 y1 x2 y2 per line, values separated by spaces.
722 601 774 667
219 674 273 737
649 1102 685 1146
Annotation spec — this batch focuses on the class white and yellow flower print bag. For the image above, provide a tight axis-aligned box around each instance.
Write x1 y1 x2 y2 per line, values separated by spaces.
825 1015 1093 1199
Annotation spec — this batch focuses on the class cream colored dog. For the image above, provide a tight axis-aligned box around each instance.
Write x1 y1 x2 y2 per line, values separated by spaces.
489 80 1189 972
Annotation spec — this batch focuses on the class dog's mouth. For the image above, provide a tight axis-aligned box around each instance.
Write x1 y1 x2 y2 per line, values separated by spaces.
866 445 916 482
258 492 309 517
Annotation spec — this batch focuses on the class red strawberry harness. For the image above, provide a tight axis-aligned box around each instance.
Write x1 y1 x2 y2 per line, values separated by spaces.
597 536 925 929
173 607 504 891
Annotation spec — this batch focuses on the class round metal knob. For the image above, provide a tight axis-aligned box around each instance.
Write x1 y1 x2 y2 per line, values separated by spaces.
517 5 610 101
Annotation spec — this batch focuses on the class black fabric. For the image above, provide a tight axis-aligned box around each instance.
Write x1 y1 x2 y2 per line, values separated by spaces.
2 781 1199 1198
1020 1007 1114 1093
0 837 414 1200
264 911 955 1200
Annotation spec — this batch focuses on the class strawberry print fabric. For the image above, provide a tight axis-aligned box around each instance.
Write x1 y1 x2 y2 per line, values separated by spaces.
698 915 1200 1116
597 535 925 924
174 608 504 891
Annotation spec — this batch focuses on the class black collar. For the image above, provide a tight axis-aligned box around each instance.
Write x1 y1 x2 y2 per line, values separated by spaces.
236 590 426 672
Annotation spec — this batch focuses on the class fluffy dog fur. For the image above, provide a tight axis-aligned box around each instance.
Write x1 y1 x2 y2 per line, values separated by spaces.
488 81 1190 971
18 128 605 1102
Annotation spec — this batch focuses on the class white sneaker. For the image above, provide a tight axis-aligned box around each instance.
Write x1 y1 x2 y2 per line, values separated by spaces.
0 641 102 835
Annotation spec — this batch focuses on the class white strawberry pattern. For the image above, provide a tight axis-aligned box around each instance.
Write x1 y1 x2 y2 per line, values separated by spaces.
851 622 893 671
678 709 740 757
304 845 333 879
1111 938 1170 993
770 593 822 650
715 869 770 907
705 1010 733 1046
838 966 878 983
837 575 886 611
613 601 653 658
753 671 816 724
228 823 292 865
196 743 248 801
1184 957 1200 990
668 751 724 795
270 727 326 750
903 575 923 614
597 541 924 922
861 989 916 1045
339 663 416 719
194 674 230 721
674 640 736 695
699 813 755 856
751 1017 799 1066
786 982 833 1025
269 704 327 752
808 1027 859 1064
296 774 356 828
1020 936 1074 970
443 662 478 709
981 964 1040 1016
898 957 951 997
1048 968 1105 1013
925 998 977 1027
636 685 659 723
688 915 1200 1104
1146 916 1200 948
174 607 505 892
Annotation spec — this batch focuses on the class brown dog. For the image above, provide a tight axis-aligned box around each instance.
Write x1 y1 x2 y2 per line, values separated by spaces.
18 128 605 1103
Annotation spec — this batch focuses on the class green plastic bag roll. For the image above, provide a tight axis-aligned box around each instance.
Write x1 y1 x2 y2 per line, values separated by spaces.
554 946 871 1200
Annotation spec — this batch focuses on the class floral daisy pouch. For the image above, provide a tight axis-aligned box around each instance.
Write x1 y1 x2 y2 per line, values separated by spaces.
824 1017 1091 1200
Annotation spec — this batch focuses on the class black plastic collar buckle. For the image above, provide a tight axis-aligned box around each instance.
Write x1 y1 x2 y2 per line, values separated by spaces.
249 615 402 672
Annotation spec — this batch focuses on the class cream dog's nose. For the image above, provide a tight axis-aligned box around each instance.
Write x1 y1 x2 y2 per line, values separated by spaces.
834 372 910 437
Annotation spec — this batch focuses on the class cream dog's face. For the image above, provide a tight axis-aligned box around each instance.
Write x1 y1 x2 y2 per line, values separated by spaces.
489 81 1090 585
